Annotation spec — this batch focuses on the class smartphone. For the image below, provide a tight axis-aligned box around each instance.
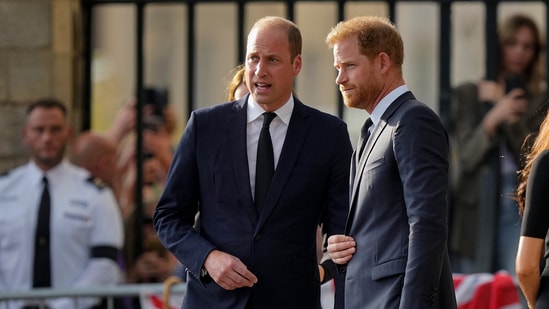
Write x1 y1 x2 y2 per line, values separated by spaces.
144 87 169 119
505 75 526 94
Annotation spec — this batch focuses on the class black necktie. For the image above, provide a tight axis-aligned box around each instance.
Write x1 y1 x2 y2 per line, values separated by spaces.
33 176 51 287
255 112 276 214
357 118 373 159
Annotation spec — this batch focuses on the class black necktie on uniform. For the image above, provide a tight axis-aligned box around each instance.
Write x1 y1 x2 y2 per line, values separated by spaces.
33 176 51 287
255 112 276 214
357 118 373 160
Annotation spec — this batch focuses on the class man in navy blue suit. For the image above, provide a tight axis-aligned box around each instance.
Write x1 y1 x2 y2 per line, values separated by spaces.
325 16 457 308
153 16 352 309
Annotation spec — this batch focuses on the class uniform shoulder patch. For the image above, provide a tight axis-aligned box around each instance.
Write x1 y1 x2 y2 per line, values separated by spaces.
86 176 109 190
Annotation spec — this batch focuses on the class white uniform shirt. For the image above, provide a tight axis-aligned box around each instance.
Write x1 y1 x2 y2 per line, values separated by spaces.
0 160 124 308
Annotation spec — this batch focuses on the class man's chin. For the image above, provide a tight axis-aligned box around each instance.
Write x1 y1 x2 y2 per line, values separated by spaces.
36 155 63 168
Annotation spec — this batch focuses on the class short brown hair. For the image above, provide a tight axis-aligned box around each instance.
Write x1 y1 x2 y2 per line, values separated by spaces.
27 98 67 116
326 16 404 65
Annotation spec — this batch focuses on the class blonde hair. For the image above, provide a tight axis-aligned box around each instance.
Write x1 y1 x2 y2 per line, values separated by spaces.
226 64 246 101
517 107 549 214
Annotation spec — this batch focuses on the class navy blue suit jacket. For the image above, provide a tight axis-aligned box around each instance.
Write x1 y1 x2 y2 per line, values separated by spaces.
154 96 352 309
344 92 457 308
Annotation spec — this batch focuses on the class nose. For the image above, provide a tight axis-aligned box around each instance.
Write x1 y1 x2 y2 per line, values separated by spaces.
335 69 346 85
255 60 267 77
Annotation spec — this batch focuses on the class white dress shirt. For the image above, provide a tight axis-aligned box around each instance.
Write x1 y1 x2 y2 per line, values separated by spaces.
246 95 294 199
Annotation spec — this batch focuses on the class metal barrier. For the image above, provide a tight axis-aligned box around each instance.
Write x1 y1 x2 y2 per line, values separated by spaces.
0 283 186 309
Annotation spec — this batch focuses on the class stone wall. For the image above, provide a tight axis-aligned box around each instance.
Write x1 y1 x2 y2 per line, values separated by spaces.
0 0 80 173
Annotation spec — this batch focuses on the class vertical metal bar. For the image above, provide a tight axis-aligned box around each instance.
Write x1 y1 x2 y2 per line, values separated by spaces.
439 0 451 128
81 0 93 131
286 0 294 22
237 0 245 63
336 0 345 119
134 0 146 261
485 0 498 80
187 0 196 113
388 0 396 23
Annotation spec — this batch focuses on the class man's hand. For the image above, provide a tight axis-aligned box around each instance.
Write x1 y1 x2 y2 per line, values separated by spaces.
327 235 356 265
203 250 258 290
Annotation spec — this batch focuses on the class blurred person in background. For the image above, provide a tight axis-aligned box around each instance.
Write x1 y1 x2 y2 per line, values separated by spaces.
227 64 249 102
450 14 547 275
0 98 123 309
111 88 179 285
73 131 120 201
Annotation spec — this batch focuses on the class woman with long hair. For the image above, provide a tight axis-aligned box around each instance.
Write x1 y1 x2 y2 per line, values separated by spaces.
516 111 549 309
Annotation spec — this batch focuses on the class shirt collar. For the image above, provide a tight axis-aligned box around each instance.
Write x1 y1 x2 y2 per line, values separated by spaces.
247 95 294 126
370 85 409 127
27 160 72 186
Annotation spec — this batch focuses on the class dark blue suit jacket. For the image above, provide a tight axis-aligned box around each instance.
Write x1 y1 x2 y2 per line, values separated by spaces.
344 92 457 308
154 96 352 309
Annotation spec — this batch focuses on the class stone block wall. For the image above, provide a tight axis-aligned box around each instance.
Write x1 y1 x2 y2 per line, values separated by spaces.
0 0 80 173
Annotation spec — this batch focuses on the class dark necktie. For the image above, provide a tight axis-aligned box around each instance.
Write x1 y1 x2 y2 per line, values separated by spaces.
255 112 276 214
33 176 51 287
357 118 373 160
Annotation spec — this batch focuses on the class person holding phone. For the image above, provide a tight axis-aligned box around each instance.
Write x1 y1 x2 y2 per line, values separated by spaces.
449 14 547 275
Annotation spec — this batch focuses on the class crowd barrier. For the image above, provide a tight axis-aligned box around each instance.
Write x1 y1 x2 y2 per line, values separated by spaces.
0 282 186 309
0 273 526 309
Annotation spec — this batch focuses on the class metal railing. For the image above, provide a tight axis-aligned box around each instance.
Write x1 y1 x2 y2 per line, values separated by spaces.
0 283 186 309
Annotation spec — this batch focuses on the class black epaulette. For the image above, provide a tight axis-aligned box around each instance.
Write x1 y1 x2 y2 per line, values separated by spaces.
86 176 109 190
0 170 11 177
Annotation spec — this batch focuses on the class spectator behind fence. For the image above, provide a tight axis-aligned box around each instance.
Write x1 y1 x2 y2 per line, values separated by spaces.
325 16 457 308
227 64 249 102
450 14 547 275
153 16 352 309
72 131 121 202
100 92 180 308
0 98 124 309
516 111 549 309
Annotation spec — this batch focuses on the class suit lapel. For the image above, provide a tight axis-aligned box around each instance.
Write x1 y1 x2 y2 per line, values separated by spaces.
345 91 415 232
229 98 257 224
255 99 310 230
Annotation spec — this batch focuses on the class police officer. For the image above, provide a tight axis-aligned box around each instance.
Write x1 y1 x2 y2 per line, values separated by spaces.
0 98 123 309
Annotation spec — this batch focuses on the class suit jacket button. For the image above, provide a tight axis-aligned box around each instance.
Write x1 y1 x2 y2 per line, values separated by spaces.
254 234 262 241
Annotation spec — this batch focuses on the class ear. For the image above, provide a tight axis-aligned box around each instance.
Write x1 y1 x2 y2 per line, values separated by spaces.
292 55 302 75
378 52 391 74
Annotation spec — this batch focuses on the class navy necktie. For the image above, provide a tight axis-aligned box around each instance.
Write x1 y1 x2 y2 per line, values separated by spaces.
357 118 373 160
33 176 51 287
255 112 276 214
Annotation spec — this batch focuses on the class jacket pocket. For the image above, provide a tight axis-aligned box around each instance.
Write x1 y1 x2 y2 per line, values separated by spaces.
371 258 406 280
